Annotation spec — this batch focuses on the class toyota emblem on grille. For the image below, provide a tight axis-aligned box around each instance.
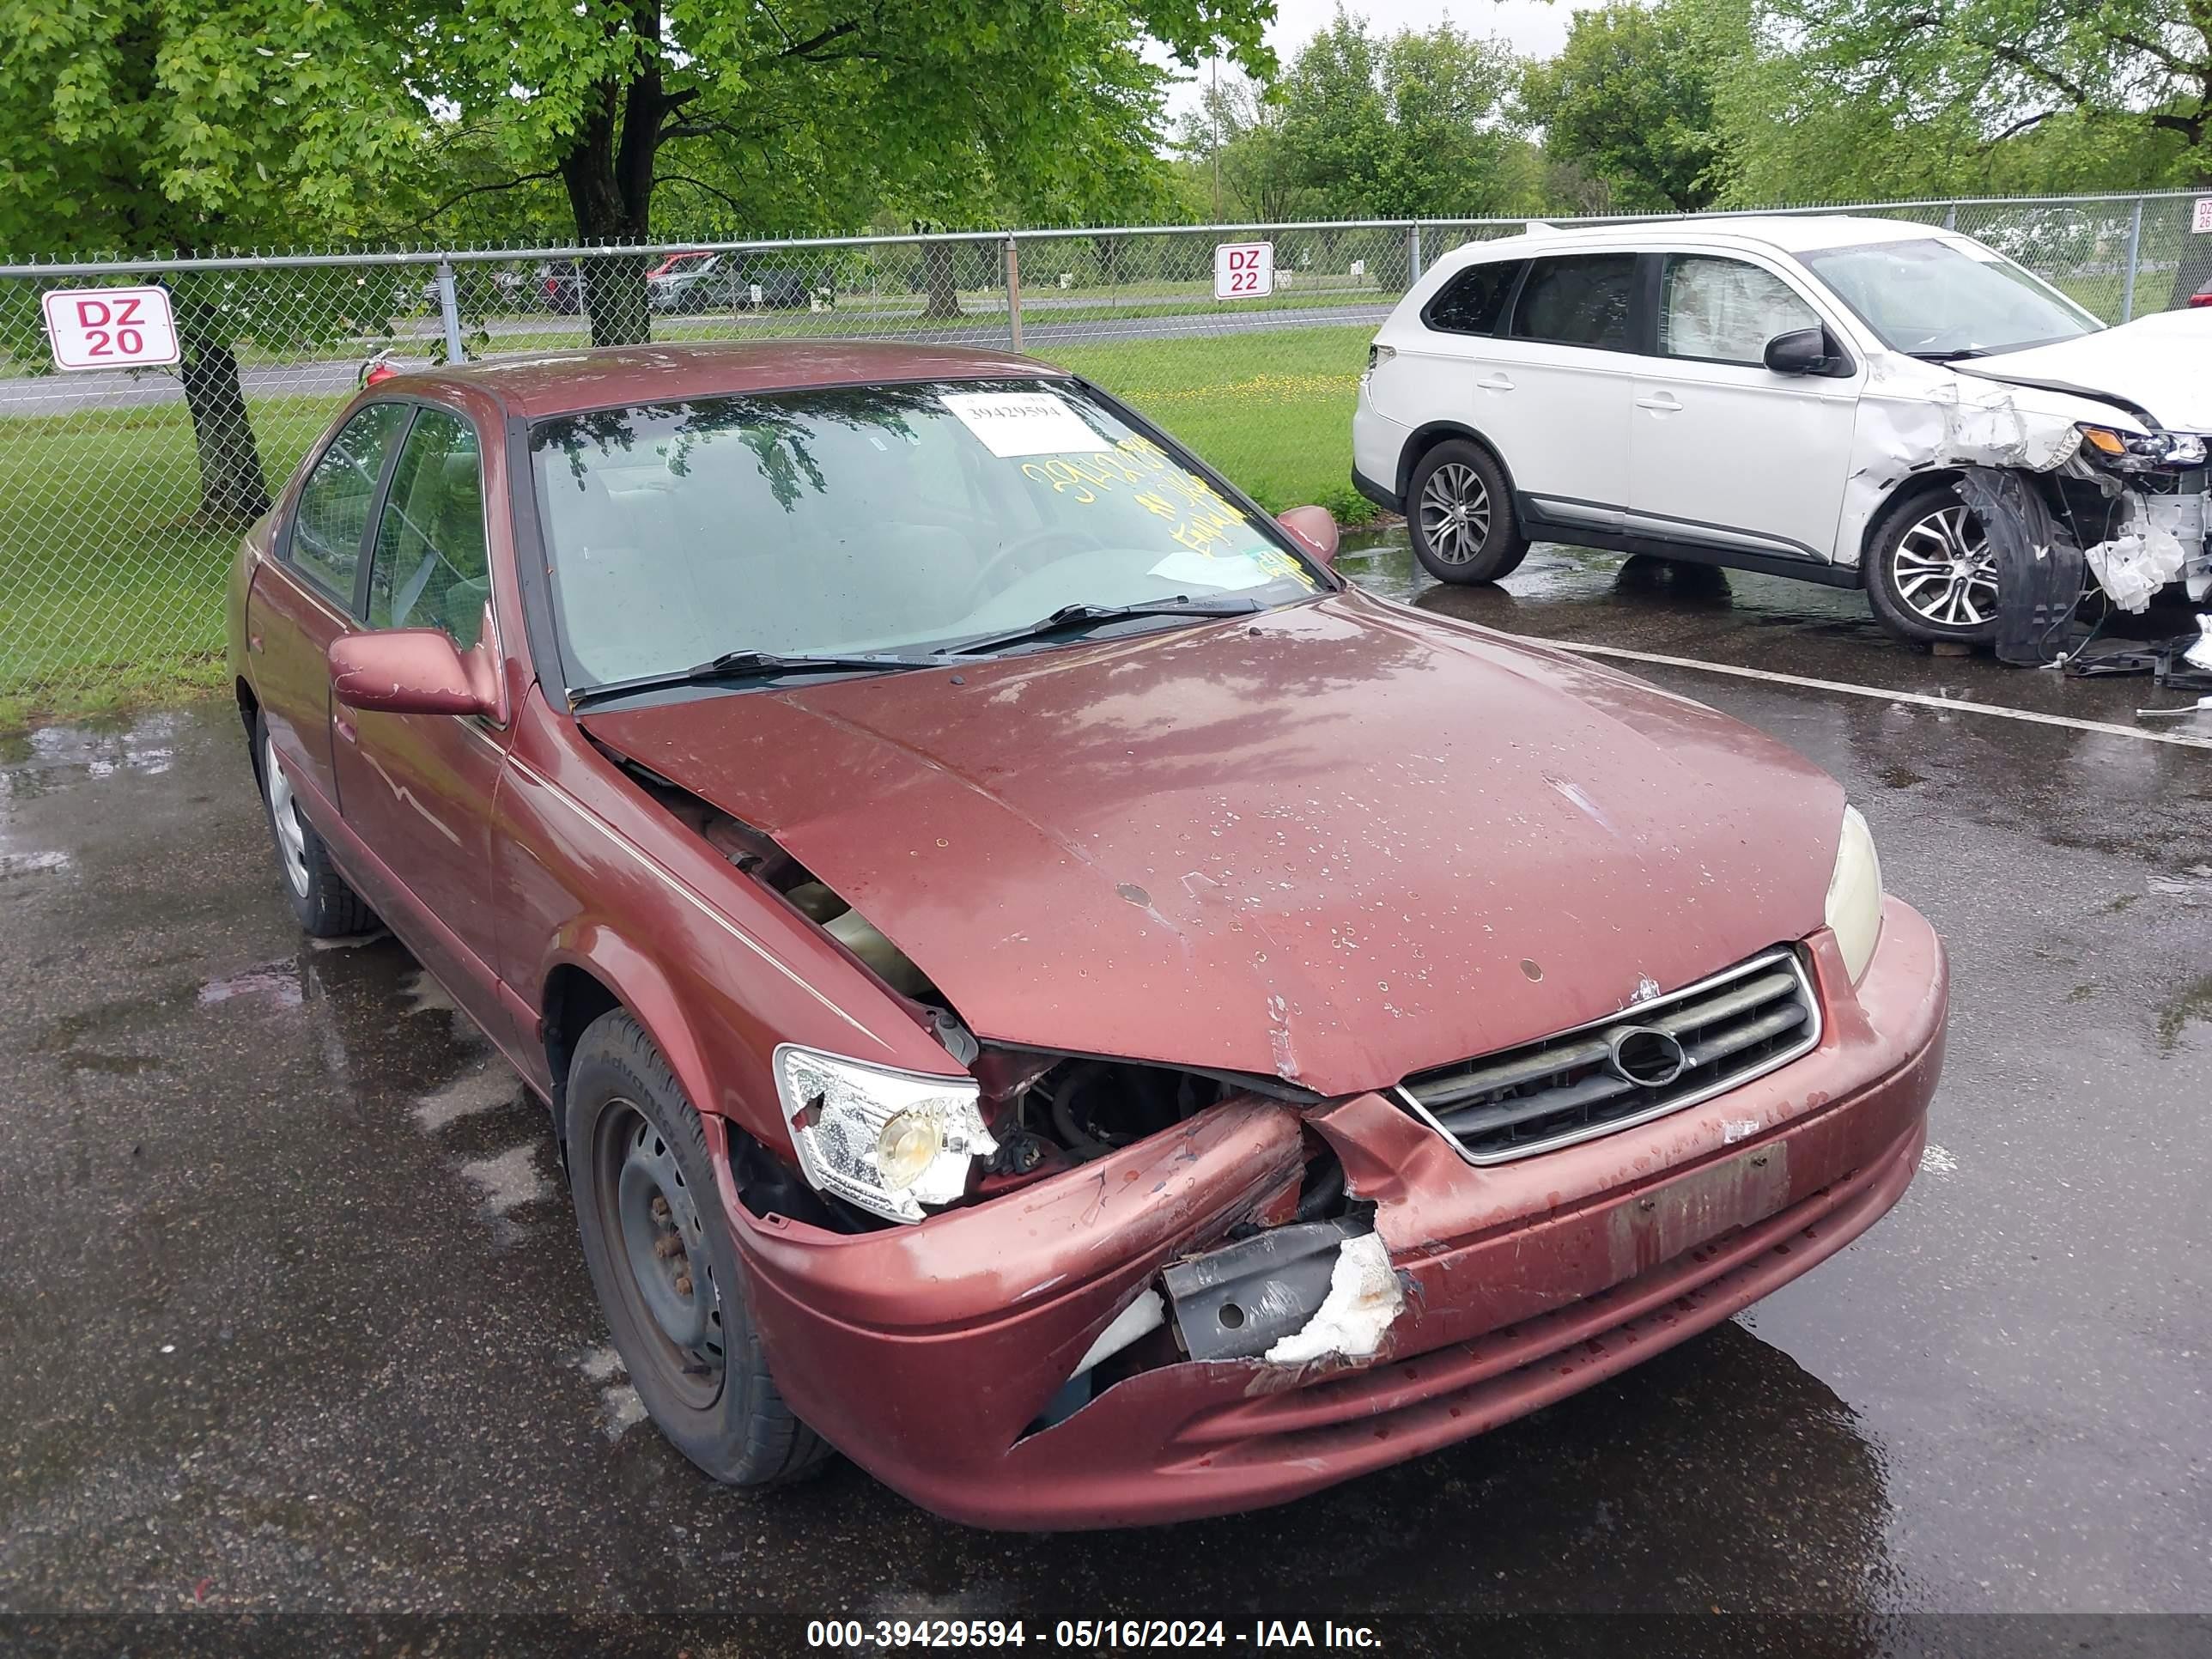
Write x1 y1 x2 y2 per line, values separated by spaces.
1607 1025 1688 1088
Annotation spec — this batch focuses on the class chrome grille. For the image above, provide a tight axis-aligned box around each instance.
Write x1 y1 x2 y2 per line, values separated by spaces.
1396 949 1820 1165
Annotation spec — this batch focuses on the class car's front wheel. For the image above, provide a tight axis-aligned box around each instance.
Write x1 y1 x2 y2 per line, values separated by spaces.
1407 440 1528 585
1866 481 1999 648
566 1009 830 1487
254 715 374 938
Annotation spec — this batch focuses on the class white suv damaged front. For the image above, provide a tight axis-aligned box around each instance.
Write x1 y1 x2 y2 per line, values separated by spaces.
1844 313 2212 612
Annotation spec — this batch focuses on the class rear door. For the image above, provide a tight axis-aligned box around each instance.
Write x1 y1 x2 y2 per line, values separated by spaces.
1626 250 1863 563
246 401 412 814
328 403 518 1042
1475 252 1639 528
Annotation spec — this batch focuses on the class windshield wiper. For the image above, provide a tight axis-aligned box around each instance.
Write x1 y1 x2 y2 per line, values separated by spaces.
940 596 1263 658
1912 347 1990 362
570 647 945 709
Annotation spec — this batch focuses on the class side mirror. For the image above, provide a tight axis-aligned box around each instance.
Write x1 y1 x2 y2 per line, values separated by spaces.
1277 504 1340 568
1764 326 1835 376
329 629 499 719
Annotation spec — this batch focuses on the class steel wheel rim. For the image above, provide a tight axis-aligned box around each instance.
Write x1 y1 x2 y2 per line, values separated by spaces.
1419 462 1492 566
599 1100 726 1409
1893 505 1997 628
263 734 311 898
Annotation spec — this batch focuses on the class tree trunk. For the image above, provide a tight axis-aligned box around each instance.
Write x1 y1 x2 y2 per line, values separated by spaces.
173 290 270 526
558 64 664 347
920 240 963 320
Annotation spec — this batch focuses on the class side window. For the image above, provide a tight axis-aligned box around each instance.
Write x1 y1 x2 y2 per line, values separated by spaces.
289 403 410 605
1424 261 1522 336
1510 253 1638 349
1659 255 1821 366
365 409 490 649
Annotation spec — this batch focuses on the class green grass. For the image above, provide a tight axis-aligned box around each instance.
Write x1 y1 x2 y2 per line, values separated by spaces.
0 325 1380 732
0 398 335 729
1045 324 1379 526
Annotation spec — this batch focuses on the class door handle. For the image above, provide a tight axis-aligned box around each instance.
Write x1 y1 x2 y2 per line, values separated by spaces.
1635 392 1684 413
335 715 358 745
1475 374 1515 392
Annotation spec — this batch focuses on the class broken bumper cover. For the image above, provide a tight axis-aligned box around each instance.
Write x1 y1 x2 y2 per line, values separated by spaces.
718 898 1947 1530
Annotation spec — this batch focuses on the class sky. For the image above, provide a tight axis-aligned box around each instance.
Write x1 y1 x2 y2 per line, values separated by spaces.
1161 0 1599 125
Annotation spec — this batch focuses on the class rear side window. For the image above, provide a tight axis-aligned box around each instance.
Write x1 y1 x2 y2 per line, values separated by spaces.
1424 261 1522 335
1659 255 1820 366
366 408 490 649
289 403 410 606
1510 254 1637 349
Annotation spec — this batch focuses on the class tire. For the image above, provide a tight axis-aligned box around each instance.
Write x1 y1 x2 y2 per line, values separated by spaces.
1865 480 1998 648
1407 439 1528 585
254 714 375 938
566 1009 830 1487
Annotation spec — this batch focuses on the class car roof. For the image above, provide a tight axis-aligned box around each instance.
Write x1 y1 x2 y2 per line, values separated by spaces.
1446 213 1956 265
385 340 1068 418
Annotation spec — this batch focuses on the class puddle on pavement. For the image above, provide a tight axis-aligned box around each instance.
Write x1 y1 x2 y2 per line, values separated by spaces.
0 708 184 800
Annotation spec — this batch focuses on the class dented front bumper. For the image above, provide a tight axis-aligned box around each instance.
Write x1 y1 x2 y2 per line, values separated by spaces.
714 898 1947 1530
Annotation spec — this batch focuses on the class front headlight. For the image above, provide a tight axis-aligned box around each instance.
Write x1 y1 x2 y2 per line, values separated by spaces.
1824 805 1884 985
773 1046 997 1224
2078 423 2208 472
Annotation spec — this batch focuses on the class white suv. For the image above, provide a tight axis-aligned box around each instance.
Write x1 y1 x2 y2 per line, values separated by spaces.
1352 216 2210 647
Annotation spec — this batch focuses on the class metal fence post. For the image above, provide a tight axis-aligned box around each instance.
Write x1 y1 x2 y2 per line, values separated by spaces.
1409 222 1423 288
1942 203 1957 230
1005 236 1024 351
435 260 466 364
2121 198 2144 322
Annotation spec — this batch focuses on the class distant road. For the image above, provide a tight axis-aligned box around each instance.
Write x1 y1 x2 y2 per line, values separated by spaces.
0 301 1394 416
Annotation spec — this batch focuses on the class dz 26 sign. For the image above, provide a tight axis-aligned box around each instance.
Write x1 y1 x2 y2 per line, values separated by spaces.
42 285 182 370
1214 241 1274 301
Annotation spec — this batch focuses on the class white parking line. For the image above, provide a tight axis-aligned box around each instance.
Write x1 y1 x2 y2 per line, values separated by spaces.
1548 640 2212 752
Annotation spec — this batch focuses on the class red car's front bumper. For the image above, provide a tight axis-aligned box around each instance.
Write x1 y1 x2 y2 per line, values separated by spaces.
715 898 1947 1530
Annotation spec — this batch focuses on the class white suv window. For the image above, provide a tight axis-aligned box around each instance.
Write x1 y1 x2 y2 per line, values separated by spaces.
1510 254 1636 349
1658 255 1820 367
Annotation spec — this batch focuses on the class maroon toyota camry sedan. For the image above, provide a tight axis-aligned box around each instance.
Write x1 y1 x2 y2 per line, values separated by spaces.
227 341 1947 1529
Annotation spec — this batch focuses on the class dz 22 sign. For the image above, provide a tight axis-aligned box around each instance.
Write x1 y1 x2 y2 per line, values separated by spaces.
1214 241 1274 301
41 285 182 370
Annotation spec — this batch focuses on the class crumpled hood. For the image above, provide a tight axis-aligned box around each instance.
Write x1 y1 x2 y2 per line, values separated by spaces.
583 592 1844 1095
1972 311 2212 431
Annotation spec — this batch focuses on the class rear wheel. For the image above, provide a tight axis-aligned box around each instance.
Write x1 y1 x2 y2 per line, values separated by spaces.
1407 440 1528 585
254 715 374 938
1867 482 1998 647
567 1010 830 1487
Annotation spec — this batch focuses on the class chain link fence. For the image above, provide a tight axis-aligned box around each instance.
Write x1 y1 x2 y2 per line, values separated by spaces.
3 191 2208 722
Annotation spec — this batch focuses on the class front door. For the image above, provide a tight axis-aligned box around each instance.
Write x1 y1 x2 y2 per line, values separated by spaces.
328 403 516 1043
1626 252 1862 564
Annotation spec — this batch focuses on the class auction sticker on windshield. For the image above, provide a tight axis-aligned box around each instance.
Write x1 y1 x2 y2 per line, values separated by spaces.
42 285 181 371
941 390 1110 458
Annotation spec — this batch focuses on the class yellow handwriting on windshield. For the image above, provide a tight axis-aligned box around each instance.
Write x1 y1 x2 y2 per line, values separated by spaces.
1022 435 1256 552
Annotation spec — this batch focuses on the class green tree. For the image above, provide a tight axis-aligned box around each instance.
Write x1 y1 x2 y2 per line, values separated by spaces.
1523 1 1724 211
405 0 1277 344
1274 10 1536 219
1720 0 2212 295
0 0 419 521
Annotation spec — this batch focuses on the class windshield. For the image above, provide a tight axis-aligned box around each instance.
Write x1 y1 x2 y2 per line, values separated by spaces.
531 380 1322 688
1799 237 2100 357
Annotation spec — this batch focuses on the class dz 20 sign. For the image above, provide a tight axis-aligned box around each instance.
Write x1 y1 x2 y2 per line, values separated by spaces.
41 285 182 370
1213 241 1274 301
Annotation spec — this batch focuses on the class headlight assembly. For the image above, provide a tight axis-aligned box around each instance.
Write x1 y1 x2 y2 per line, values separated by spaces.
774 1046 997 1224
1824 805 1885 985
2078 423 2207 472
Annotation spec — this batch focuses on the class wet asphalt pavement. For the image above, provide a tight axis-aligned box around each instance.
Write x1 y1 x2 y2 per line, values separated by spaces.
3 538 2209 1642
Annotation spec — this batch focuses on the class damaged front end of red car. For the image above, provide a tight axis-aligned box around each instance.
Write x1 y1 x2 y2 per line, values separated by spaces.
690 908 1943 1533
